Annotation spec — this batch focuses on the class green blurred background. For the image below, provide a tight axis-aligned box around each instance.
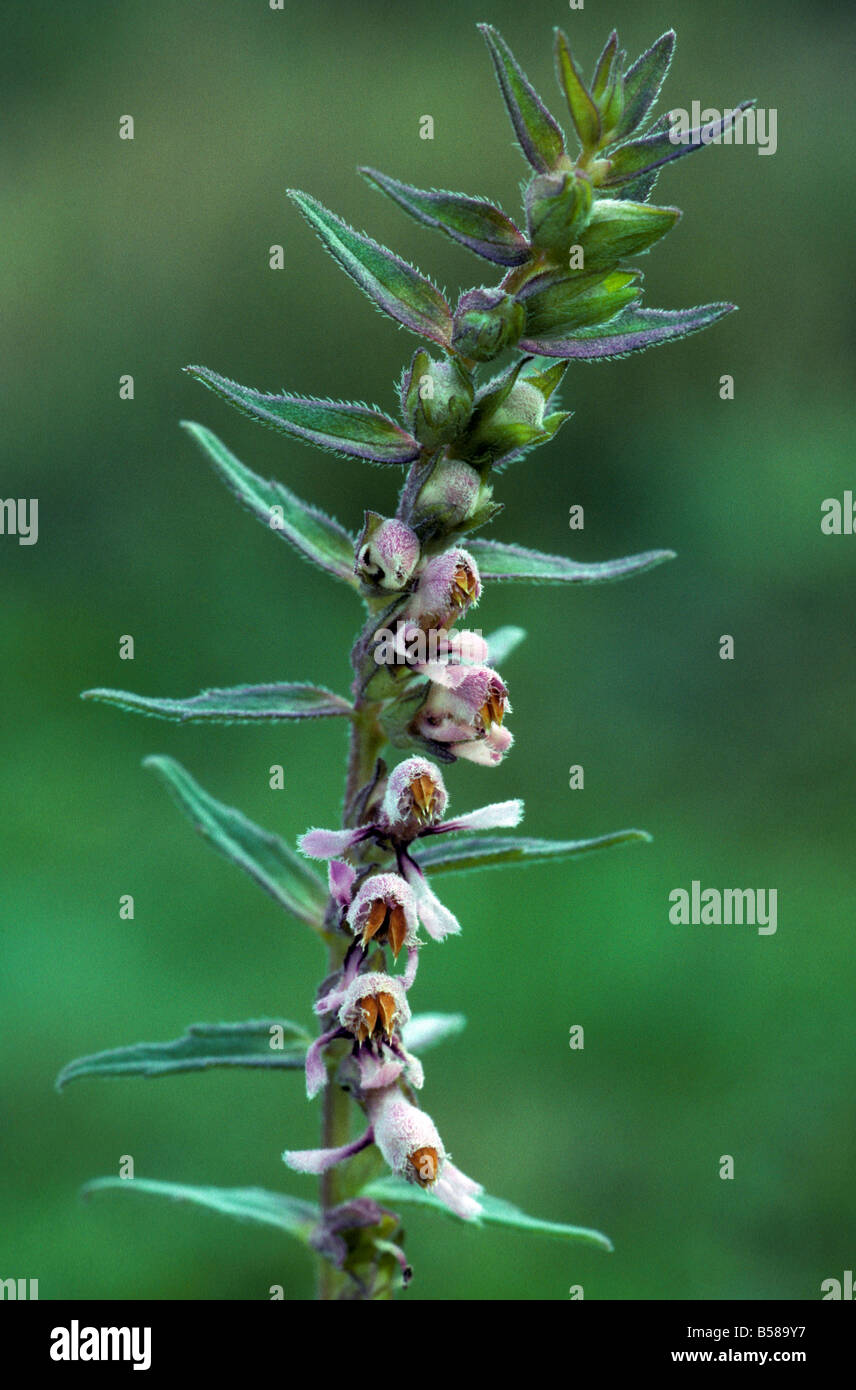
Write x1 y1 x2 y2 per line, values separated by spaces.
2 0 853 1301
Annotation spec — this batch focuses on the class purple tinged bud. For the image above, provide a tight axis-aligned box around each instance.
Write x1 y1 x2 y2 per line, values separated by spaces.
401 350 474 448
355 512 421 593
410 456 491 532
451 288 525 363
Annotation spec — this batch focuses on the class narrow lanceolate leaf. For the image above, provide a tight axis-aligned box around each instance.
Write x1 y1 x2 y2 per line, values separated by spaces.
360 168 530 268
364 1178 612 1251
143 756 328 929
412 828 651 876
614 30 676 141
520 302 735 359
182 423 357 584
554 27 601 150
82 683 353 724
590 30 619 103
288 190 453 347
478 24 565 173
604 100 756 186
82 1178 318 1242
467 538 675 585
184 368 419 465
401 1013 467 1054
56 1021 311 1090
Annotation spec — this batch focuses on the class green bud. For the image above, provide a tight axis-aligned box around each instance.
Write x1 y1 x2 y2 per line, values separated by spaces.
410 455 495 533
451 288 525 363
400 350 474 448
525 171 592 257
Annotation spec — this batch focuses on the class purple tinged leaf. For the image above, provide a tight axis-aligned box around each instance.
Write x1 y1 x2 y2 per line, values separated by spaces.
142 756 328 928
604 100 756 185
82 683 354 722
360 167 530 267
520 301 736 360
590 30 619 103
478 24 565 173
288 190 453 346
614 30 676 141
56 1021 312 1089
181 423 357 584
184 367 419 465
466 538 675 585
553 27 601 150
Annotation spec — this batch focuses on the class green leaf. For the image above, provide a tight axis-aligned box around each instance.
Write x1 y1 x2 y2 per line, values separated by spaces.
412 828 651 876
615 30 676 140
484 626 527 666
478 24 565 173
554 27 601 150
520 269 641 339
590 30 619 103
364 1178 612 1251
401 1013 467 1053
56 1021 311 1090
182 423 357 584
360 168 530 267
82 1178 318 1241
183 369 419 465
466 538 675 584
580 199 681 265
82 683 353 724
143 756 328 929
288 190 453 347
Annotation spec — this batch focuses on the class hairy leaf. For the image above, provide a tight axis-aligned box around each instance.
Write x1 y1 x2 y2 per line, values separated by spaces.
554 27 601 150
182 423 357 583
56 1021 311 1090
484 625 527 666
590 30 619 104
580 199 680 265
520 269 641 339
82 1178 318 1240
288 190 452 346
412 828 651 876
615 30 676 141
401 1013 467 1053
143 756 328 928
478 24 565 173
520 301 735 359
604 100 756 186
467 538 675 584
365 1178 612 1251
82 683 353 723
184 369 419 465
360 168 530 267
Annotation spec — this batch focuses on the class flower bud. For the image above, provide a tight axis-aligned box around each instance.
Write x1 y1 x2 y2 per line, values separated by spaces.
400 350 474 449
346 873 419 958
409 456 498 535
525 170 592 255
355 512 421 593
382 757 448 830
451 288 525 363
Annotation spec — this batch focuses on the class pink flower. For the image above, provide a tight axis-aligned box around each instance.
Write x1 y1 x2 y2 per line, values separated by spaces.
414 665 513 765
345 873 419 959
366 1086 484 1221
410 549 481 631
